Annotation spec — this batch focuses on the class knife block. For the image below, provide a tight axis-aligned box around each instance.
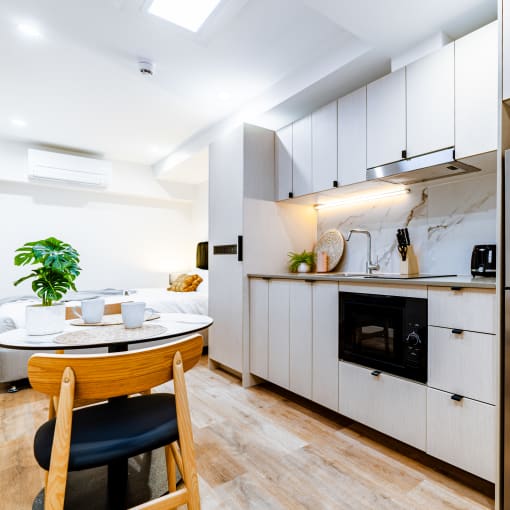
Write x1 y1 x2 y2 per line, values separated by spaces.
400 245 419 276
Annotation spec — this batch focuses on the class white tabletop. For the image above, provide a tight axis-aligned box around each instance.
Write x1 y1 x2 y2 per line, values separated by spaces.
0 313 213 350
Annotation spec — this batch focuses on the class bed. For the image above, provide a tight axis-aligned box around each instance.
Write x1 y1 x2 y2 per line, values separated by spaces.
0 268 208 385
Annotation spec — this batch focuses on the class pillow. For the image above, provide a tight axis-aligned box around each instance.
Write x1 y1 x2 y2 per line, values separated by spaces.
168 274 203 292
0 315 16 334
194 269 208 294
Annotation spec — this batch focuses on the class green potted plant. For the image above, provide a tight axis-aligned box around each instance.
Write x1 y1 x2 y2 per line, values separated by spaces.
288 250 315 273
14 237 81 335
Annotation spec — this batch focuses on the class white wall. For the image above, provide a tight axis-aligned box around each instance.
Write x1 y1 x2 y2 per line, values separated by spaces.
0 140 200 297
192 180 209 246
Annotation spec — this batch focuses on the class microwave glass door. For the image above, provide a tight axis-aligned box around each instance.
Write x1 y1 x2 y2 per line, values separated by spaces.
343 300 403 365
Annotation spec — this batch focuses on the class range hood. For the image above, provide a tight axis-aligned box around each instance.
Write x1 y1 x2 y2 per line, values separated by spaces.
366 148 480 185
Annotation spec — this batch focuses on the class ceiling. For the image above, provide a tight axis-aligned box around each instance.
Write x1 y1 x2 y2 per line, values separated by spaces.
0 0 497 183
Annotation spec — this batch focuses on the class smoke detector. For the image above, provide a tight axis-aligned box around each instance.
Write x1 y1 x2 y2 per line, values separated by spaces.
138 60 154 77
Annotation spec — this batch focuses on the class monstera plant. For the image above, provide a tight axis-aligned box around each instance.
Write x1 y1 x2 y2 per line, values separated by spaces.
14 237 81 305
13 237 81 336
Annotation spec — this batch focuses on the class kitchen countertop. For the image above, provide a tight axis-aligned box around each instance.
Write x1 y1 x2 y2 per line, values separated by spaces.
247 273 496 289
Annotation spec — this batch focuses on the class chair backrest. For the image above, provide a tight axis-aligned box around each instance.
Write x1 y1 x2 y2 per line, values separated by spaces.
28 334 203 400
65 301 127 320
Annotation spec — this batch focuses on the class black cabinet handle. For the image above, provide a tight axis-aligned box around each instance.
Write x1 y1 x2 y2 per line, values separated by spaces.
371 370 381 377
237 235 243 262
333 180 338 188
288 191 294 199
450 286 462 291
451 328 464 335
451 394 464 402
401 149 407 159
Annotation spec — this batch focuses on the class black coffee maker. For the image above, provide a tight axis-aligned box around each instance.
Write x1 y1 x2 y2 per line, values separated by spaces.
471 244 496 277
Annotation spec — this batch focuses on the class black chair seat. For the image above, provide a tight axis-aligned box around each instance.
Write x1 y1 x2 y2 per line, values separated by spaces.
34 394 178 471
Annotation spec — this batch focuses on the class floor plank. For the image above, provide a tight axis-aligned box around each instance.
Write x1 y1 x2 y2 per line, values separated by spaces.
0 356 495 509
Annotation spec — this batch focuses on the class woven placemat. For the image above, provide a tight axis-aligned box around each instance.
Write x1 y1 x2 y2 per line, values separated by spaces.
54 323 167 345
70 313 160 326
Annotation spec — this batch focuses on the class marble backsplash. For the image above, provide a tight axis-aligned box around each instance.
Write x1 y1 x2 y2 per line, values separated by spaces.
317 172 497 275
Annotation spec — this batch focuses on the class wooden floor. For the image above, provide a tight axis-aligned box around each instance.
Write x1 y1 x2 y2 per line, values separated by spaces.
0 355 495 510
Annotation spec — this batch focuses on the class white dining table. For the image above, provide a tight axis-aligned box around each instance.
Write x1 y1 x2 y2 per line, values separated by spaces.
0 312 213 352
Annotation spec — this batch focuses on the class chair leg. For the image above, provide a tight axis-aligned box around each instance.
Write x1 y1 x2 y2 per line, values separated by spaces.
173 352 201 510
165 444 177 493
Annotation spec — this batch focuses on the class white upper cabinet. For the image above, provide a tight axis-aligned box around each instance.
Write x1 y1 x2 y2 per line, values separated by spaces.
366 67 406 169
406 43 454 158
275 124 293 201
338 86 367 186
312 101 338 192
455 21 498 159
292 115 313 197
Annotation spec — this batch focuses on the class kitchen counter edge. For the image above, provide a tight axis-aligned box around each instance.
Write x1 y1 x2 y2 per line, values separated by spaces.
247 273 496 289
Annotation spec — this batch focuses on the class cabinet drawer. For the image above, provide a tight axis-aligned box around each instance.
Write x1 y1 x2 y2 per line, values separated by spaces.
339 362 426 450
428 287 496 333
427 388 496 482
428 326 496 404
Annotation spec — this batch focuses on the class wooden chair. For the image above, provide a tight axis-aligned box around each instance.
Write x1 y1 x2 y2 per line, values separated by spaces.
28 334 203 510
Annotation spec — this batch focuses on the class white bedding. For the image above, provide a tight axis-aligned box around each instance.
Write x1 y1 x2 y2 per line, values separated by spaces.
0 287 208 329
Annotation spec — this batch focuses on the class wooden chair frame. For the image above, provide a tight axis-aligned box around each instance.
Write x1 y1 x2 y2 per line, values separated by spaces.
28 335 203 510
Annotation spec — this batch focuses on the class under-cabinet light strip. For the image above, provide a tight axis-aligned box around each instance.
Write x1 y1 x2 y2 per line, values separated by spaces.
314 188 410 210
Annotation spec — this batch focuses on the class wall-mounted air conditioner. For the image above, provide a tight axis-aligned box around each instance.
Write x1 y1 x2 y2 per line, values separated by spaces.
28 149 112 187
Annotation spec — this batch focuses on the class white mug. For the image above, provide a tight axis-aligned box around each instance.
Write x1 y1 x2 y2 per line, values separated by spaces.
121 302 154 329
72 298 105 324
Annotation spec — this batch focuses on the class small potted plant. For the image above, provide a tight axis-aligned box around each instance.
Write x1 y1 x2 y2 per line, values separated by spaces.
288 250 315 273
14 237 81 335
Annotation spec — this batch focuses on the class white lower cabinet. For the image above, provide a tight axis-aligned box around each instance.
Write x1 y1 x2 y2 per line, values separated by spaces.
427 388 496 482
289 281 313 399
312 282 339 411
249 278 269 379
339 361 427 450
268 280 290 389
428 326 496 404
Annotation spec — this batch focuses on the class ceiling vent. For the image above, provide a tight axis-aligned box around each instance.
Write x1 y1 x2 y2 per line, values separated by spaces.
28 149 111 188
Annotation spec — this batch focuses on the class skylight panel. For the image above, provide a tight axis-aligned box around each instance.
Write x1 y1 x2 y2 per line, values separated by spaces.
148 0 222 32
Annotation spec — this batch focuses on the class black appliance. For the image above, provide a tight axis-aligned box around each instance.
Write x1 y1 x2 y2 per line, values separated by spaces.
471 244 496 277
339 292 428 383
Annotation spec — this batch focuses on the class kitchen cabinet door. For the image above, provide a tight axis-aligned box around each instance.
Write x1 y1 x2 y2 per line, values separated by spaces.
289 281 313 399
249 278 269 379
366 68 406 169
455 21 498 159
209 126 243 244
268 280 290 389
292 115 312 197
407 43 454 157
312 101 337 192
275 124 293 200
312 282 339 411
427 388 496 482
208 254 243 372
338 86 367 186
339 362 427 450
428 326 496 405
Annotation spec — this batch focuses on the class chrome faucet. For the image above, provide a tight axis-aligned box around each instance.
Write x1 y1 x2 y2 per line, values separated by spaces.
346 229 380 274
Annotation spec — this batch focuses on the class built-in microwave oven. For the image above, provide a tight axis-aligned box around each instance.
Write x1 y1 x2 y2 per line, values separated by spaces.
339 292 428 383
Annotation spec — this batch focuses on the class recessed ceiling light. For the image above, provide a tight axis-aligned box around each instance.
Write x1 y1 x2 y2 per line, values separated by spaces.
17 22 42 38
11 118 27 128
148 0 222 32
